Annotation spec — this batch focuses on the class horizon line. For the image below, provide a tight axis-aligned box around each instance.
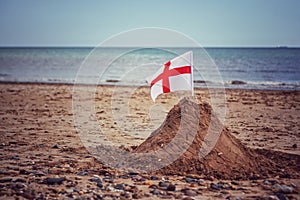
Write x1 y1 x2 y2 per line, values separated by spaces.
0 45 299 48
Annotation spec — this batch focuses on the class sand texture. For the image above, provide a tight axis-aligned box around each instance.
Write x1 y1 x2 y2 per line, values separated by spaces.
0 83 299 199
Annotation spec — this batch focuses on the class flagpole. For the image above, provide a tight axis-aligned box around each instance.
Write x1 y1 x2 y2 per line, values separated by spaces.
191 51 194 97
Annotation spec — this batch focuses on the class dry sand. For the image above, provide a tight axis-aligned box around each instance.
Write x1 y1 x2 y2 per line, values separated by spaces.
0 83 299 199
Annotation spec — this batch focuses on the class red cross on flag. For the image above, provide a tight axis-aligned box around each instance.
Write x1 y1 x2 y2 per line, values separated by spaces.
147 51 193 101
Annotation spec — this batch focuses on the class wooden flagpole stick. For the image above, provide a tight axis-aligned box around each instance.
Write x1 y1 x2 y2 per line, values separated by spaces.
191 51 194 97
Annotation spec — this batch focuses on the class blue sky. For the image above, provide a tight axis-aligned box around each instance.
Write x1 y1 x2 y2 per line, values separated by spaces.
0 0 299 47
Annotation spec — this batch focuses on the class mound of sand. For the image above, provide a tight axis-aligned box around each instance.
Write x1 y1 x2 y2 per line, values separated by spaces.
134 98 299 180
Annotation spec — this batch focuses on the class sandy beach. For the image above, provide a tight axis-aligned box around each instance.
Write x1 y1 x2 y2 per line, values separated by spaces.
0 83 299 199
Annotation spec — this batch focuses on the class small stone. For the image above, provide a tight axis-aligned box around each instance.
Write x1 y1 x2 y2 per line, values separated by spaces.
184 189 197 197
150 176 159 180
0 177 13 183
96 182 103 189
76 171 88 176
267 195 280 200
132 192 144 199
121 191 131 199
185 177 196 183
120 175 129 179
52 144 60 149
198 179 205 184
89 175 102 183
182 197 194 200
273 184 293 194
44 177 65 185
65 188 73 193
276 193 288 200
11 156 19 160
35 171 46 176
167 184 176 191
114 183 125 190
198 186 208 190
149 184 158 189
264 179 278 185
73 188 80 193
151 188 160 195
158 181 168 188
231 181 239 186
124 185 138 193
206 176 215 181
139 177 146 182
21 190 35 199
10 182 26 190
226 197 242 200
210 183 222 190
128 171 139 176
14 178 26 183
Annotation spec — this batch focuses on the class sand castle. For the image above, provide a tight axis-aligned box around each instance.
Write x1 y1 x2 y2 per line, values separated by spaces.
134 98 299 180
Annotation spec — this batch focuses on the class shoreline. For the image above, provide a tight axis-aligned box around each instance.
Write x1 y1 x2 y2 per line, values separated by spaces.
0 81 299 92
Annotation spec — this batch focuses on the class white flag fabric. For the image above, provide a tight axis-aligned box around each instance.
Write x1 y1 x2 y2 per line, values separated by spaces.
148 51 193 101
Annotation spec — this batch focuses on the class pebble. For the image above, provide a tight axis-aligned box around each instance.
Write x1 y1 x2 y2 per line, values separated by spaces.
273 183 294 194
183 189 197 197
226 196 242 200
44 177 65 185
10 182 27 190
267 195 280 200
128 171 139 176
132 192 144 199
150 175 159 180
10 156 19 160
73 188 81 193
120 191 131 199
14 178 26 183
52 144 60 149
103 176 114 183
119 174 129 179
97 181 103 189
182 197 194 200
167 184 176 191
124 185 138 193
151 188 161 195
0 177 13 183
263 179 278 185
210 183 223 190
114 183 125 190
149 184 158 189
21 190 35 199
89 175 102 183
198 179 205 184
158 181 169 188
185 177 196 183
276 193 288 200
76 171 88 176
65 188 73 193
231 181 239 186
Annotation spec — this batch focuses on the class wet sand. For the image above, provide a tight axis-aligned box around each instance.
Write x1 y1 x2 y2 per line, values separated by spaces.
0 83 299 199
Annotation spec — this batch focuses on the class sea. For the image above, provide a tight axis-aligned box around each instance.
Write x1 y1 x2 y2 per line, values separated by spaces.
0 47 299 90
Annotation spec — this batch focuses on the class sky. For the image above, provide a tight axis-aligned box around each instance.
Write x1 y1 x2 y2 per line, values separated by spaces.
0 0 300 47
